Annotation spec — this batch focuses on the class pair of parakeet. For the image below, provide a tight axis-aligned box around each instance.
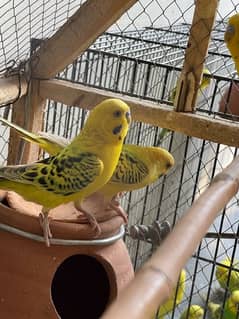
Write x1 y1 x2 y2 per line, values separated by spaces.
180 305 204 319
154 268 204 319
178 289 239 319
206 258 239 319
153 268 186 319
156 257 239 319
216 258 239 293
0 99 174 246
208 290 239 319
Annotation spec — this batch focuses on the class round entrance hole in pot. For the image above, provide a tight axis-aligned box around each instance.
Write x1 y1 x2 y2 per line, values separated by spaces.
51 254 112 318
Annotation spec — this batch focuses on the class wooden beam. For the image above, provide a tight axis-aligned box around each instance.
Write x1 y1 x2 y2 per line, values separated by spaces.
31 0 137 79
0 75 27 106
7 80 45 165
39 79 239 148
175 0 219 112
7 96 26 165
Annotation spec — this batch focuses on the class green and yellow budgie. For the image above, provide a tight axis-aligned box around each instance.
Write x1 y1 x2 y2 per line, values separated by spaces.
208 290 239 319
169 68 211 103
216 258 239 292
98 143 174 216
224 13 239 75
180 305 204 319
157 268 186 318
0 116 174 223
0 98 131 246
158 68 211 144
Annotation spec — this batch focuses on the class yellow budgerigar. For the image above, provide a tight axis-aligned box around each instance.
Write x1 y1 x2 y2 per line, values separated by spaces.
98 143 174 216
158 68 211 143
169 68 211 102
208 290 239 319
180 305 204 319
0 98 131 246
216 258 239 292
0 116 174 223
207 300 221 319
224 13 239 75
157 268 186 319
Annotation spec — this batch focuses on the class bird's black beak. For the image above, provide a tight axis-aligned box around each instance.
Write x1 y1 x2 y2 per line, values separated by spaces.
112 125 122 135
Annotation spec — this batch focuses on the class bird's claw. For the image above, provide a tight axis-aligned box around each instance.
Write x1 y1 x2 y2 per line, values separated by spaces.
90 220 102 237
83 212 101 236
39 212 52 247
75 205 102 237
107 202 128 224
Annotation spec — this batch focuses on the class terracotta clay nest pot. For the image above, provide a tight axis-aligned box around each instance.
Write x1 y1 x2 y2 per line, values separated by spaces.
218 82 239 121
0 190 134 319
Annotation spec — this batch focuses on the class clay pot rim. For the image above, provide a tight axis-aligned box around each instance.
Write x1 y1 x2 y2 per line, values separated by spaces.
0 201 125 242
0 220 125 246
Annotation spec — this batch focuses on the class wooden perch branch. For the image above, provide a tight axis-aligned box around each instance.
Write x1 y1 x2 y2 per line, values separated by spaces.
31 0 137 79
102 156 239 319
0 75 27 106
175 0 219 112
40 79 239 148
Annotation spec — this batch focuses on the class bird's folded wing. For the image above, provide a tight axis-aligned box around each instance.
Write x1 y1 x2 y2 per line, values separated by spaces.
111 150 148 184
0 152 104 195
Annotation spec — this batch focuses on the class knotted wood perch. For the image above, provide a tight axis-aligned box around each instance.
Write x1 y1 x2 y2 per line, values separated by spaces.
102 156 239 319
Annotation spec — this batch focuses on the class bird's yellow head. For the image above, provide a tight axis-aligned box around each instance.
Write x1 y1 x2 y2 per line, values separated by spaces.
181 305 204 319
149 147 175 177
216 258 231 278
228 290 239 312
189 305 204 319
225 13 239 44
84 98 131 143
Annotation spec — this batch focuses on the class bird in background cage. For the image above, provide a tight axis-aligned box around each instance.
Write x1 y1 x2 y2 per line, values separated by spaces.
207 290 239 319
216 258 239 293
169 68 211 103
180 305 204 319
224 13 239 75
0 115 174 226
158 68 211 144
0 99 131 246
154 268 186 319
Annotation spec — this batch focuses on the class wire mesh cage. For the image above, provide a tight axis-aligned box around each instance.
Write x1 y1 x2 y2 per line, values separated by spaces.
0 0 239 318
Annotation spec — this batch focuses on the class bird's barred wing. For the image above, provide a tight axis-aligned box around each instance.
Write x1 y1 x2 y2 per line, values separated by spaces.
111 150 149 184
0 152 103 196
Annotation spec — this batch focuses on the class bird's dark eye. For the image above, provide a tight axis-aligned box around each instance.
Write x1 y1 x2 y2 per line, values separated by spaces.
125 111 131 124
113 110 121 118
226 24 235 34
